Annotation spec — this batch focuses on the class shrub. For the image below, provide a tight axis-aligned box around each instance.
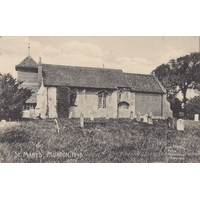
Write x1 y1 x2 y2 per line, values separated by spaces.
0 127 29 143
185 96 200 119
56 87 70 118
0 73 32 120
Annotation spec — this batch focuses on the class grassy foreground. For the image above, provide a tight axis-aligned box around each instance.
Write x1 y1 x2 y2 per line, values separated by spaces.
0 118 200 163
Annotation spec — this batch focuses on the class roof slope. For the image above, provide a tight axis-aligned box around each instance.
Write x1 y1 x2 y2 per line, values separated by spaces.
15 55 38 70
42 64 131 89
125 73 165 94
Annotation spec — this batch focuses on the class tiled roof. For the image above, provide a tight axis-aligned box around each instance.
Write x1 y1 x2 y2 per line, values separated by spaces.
125 73 165 94
42 64 131 89
15 56 166 93
15 55 38 70
21 84 39 103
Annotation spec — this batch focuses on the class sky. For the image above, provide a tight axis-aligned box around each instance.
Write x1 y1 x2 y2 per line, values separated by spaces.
0 36 199 99
0 36 199 77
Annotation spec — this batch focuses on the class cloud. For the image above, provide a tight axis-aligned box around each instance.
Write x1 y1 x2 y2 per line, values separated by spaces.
0 36 156 78
0 37 62 77
156 45 196 66
0 54 23 77
60 41 107 58
116 56 153 74
0 36 30 56
3 36 197 79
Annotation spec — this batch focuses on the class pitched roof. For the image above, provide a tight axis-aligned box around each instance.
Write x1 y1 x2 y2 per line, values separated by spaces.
42 64 131 89
21 85 39 103
15 55 38 70
125 73 165 94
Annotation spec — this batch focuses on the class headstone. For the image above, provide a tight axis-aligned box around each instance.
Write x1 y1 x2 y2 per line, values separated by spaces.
147 112 153 124
69 112 72 119
130 111 134 120
106 114 109 120
1 119 6 123
143 114 148 123
194 114 199 121
176 119 184 131
54 119 60 133
80 113 84 128
1 119 6 128
29 109 33 118
166 117 173 128
173 118 177 130
179 112 184 119
90 114 94 122
136 112 141 121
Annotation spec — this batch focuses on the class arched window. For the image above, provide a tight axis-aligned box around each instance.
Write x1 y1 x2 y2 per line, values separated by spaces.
97 91 109 109
118 90 123 100
118 101 129 109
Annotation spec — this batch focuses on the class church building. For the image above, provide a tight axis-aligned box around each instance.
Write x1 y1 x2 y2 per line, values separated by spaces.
15 55 172 119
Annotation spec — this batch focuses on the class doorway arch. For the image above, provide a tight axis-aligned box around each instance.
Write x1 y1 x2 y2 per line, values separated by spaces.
118 101 130 118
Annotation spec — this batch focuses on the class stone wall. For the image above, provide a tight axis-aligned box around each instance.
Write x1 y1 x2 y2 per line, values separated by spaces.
35 85 57 119
162 94 173 119
135 93 162 117
48 87 57 118
118 90 135 118
35 86 172 119
70 88 118 118
35 84 47 118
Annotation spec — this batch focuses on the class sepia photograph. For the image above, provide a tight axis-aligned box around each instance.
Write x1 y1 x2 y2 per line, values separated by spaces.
0 36 199 163
1 1 200 199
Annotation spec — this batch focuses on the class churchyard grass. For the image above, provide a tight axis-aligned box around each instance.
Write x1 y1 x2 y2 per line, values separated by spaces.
0 118 200 163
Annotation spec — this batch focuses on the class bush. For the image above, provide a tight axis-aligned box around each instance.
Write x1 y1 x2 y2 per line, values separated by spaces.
56 87 70 118
0 127 29 143
185 96 200 119
0 73 32 120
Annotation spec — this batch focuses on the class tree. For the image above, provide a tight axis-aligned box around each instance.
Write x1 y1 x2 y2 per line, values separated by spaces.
0 73 32 120
152 52 200 117
70 88 77 106
168 96 182 118
185 96 200 120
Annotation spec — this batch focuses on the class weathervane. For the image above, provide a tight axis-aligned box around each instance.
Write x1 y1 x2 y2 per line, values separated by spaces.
28 41 30 56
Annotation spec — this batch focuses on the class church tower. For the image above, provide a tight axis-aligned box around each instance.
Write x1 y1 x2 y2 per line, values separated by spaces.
15 43 39 113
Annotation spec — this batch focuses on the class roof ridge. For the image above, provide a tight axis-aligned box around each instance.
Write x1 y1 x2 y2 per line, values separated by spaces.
152 75 166 93
16 55 37 67
124 72 153 76
42 63 123 71
125 72 165 94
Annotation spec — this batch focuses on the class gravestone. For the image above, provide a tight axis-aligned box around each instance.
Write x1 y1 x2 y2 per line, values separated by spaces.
69 112 72 119
54 119 60 133
1 119 6 128
106 114 109 120
167 117 173 129
179 112 184 119
80 113 84 128
147 112 153 124
90 114 94 122
143 114 148 123
130 111 134 120
176 119 184 131
29 109 34 118
194 114 199 121
136 112 141 121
